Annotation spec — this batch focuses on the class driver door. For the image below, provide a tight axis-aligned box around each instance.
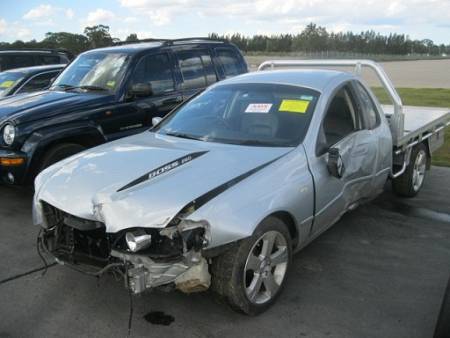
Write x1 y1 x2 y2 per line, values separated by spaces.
101 52 183 140
308 84 379 235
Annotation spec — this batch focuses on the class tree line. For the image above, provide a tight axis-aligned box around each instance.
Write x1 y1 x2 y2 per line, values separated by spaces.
210 24 450 56
0 23 448 56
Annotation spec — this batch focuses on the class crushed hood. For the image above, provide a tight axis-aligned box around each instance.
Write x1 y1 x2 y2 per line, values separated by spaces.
37 132 290 233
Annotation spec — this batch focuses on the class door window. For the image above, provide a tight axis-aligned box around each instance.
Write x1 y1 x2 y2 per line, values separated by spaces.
321 86 361 149
132 53 175 95
17 71 59 94
36 55 62 65
216 48 245 78
10 55 35 68
177 50 216 90
355 82 380 129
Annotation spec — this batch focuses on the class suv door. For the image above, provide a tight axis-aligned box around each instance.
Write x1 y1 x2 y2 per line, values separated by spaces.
101 52 182 140
10 54 35 69
308 84 379 234
214 47 247 79
175 49 218 100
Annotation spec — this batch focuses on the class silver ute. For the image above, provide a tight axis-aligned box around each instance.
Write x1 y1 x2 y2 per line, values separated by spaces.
34 61 449 315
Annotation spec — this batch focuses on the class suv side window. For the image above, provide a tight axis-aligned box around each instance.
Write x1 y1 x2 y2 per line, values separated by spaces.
176 50 216 90
17 71 59 94
355 81 380 129
320 86 361 150
216 48 245 78
132 53 175 95
36 55 62 65
11 54 35 69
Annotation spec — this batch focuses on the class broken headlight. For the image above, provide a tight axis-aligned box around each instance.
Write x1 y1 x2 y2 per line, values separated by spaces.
125 230 152 252
160 219 211 252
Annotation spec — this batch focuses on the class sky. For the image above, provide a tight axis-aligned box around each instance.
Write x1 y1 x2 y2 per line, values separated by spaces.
0 0 449 44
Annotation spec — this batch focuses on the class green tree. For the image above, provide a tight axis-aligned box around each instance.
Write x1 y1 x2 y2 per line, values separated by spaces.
84 24 113 48
125 33 138 42
42 32 89 54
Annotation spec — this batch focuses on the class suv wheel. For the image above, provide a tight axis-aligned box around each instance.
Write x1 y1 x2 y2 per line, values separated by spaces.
39 143 85 173
211 217 292 315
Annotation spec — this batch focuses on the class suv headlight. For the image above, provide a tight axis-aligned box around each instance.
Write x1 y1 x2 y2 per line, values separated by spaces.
3 124 15 145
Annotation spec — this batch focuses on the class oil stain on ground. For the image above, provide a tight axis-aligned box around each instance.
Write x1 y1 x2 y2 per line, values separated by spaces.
143 311 175 326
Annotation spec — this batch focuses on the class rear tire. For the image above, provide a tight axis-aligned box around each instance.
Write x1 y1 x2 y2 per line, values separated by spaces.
39 143 85 173
210 217 292 315
392 143 428 198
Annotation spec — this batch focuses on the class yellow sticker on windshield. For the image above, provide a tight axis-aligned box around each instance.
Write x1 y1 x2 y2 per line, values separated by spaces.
106 80 116 88
279 99 310 114
0 80 15 88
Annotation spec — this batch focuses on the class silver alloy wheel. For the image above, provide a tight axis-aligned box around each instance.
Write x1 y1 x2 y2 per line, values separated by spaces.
244 230 288 305
412 150 427 192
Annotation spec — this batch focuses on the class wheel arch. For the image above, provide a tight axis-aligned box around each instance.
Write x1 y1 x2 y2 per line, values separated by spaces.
22 123 106 183
266 211 299 249
422 139 432 170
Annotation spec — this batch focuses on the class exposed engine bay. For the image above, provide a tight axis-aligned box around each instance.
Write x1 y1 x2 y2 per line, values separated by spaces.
39 202 211 294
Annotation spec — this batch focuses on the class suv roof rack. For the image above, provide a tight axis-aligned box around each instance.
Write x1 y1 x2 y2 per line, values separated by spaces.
114 37 226 47
0 48 73 56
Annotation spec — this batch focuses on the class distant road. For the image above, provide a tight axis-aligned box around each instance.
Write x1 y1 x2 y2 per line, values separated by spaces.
247 57 450 88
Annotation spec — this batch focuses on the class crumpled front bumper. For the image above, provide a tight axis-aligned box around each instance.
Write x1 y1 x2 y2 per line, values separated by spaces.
0 148 28 184
38 202 212 294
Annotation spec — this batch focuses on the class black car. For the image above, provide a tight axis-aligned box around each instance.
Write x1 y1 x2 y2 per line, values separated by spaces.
0 38 248 185
0 64 65 99
0 49 72 72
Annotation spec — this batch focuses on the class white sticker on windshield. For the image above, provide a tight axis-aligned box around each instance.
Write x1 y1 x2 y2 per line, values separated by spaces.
245 103 273 113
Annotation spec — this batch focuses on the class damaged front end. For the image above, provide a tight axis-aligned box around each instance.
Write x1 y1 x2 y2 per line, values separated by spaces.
39 202 211 294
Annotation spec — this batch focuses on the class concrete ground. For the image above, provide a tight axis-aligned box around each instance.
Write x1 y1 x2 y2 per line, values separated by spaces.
0 167 449 338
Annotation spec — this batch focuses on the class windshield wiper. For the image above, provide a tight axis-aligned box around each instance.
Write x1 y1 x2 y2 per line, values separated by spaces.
77 85 108 91
52 84 108 92
230 139 293 147
163 132 204 141
52 83 77 91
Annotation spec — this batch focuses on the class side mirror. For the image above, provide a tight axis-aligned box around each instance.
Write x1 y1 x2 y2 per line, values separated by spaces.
327 148 345 178
152 117 162 126
129 83 153 97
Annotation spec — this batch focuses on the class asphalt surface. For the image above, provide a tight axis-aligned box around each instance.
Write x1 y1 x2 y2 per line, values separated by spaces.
1 167 450 338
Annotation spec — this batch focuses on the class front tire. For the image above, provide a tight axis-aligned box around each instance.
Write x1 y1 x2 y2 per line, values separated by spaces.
211 217 292 315
39 143 85 173
392 143 428 198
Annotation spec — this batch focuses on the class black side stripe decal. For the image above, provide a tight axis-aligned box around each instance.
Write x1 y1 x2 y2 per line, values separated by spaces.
169 155 283 224
117 151 208 192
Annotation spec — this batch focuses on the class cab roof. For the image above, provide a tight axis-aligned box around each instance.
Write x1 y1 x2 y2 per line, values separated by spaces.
219 69 355 92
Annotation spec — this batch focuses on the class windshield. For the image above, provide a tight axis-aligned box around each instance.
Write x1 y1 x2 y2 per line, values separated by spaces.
51 52 129 93
0 72 25 97
155 83 319 147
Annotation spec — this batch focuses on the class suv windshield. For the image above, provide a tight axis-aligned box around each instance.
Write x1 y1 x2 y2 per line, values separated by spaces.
0 71 25 98
52 52 129 93
155 83 319 147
